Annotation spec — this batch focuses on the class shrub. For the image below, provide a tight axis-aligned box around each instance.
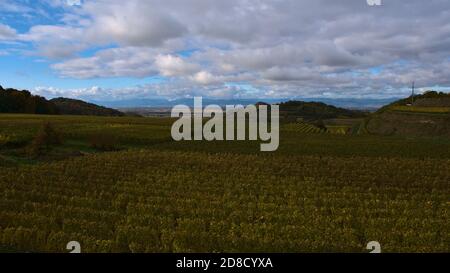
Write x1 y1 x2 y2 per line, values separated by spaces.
29 122 63 157
313 119 327 131
0 134 13 147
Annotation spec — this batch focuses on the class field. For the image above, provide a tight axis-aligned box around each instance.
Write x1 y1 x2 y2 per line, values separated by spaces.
0 114 449 253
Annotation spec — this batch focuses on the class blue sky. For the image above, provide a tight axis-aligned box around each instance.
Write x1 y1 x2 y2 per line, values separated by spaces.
1 0 449 103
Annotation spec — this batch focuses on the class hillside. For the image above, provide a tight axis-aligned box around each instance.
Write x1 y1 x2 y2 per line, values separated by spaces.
51 98 125 117
279 100 367 121
364 91 450 137
376 91 450 112
0 85 58 115
0 85 125 117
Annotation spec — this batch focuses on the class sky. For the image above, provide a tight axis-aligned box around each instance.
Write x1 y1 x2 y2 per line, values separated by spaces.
0 0 450 103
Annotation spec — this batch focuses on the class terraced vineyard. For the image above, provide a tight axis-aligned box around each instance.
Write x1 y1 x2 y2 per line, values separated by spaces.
0 114 449 253
282 122 327 134
282 122 350 135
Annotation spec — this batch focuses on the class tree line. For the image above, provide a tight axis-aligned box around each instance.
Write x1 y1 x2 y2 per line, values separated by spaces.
0 85 125 116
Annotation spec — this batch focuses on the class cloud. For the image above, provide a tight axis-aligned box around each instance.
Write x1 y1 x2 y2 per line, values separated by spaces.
32 82 257 102
0 0 33 13
17 25 86 58
0 24 17 40
190 71 222 85
3 0 450 100
52 47 159 78
32 85 159 101
66 0 81 6
155 54 200 77
82 1 186 47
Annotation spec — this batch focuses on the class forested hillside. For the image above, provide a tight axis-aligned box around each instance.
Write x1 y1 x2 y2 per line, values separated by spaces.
279 100 367 121
0 86 124 117
0 86 58 115
51 98 125 117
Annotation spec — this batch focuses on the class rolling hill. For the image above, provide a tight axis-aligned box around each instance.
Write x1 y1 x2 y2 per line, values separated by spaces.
279 100 368 122
364 91 450 137
50 98 125 117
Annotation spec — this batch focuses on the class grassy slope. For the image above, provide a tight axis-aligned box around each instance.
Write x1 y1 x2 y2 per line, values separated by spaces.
390 106 450 114
364 94 450 137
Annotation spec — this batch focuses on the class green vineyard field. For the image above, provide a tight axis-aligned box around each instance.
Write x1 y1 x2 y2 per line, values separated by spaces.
0 114 449 253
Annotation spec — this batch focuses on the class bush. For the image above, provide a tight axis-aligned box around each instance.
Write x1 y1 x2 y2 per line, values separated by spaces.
0 134 13 147
89 133 120 151
29 122 63 157
313 119 327 131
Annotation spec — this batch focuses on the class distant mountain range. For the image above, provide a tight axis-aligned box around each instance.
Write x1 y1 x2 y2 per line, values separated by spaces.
94 97 399 110
93 98 285 109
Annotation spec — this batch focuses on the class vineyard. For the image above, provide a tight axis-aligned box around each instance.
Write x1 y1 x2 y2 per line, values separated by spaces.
282 122 351 135
0 114 449 253
282 122 328 134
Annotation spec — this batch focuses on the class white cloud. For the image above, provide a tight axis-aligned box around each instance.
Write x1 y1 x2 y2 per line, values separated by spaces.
155 54 200 77
52 47 159 78
191 71 221 85
33 85 160 101
66 0 81 6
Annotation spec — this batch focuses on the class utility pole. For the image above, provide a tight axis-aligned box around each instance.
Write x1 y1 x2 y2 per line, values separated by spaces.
411 81 415 105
